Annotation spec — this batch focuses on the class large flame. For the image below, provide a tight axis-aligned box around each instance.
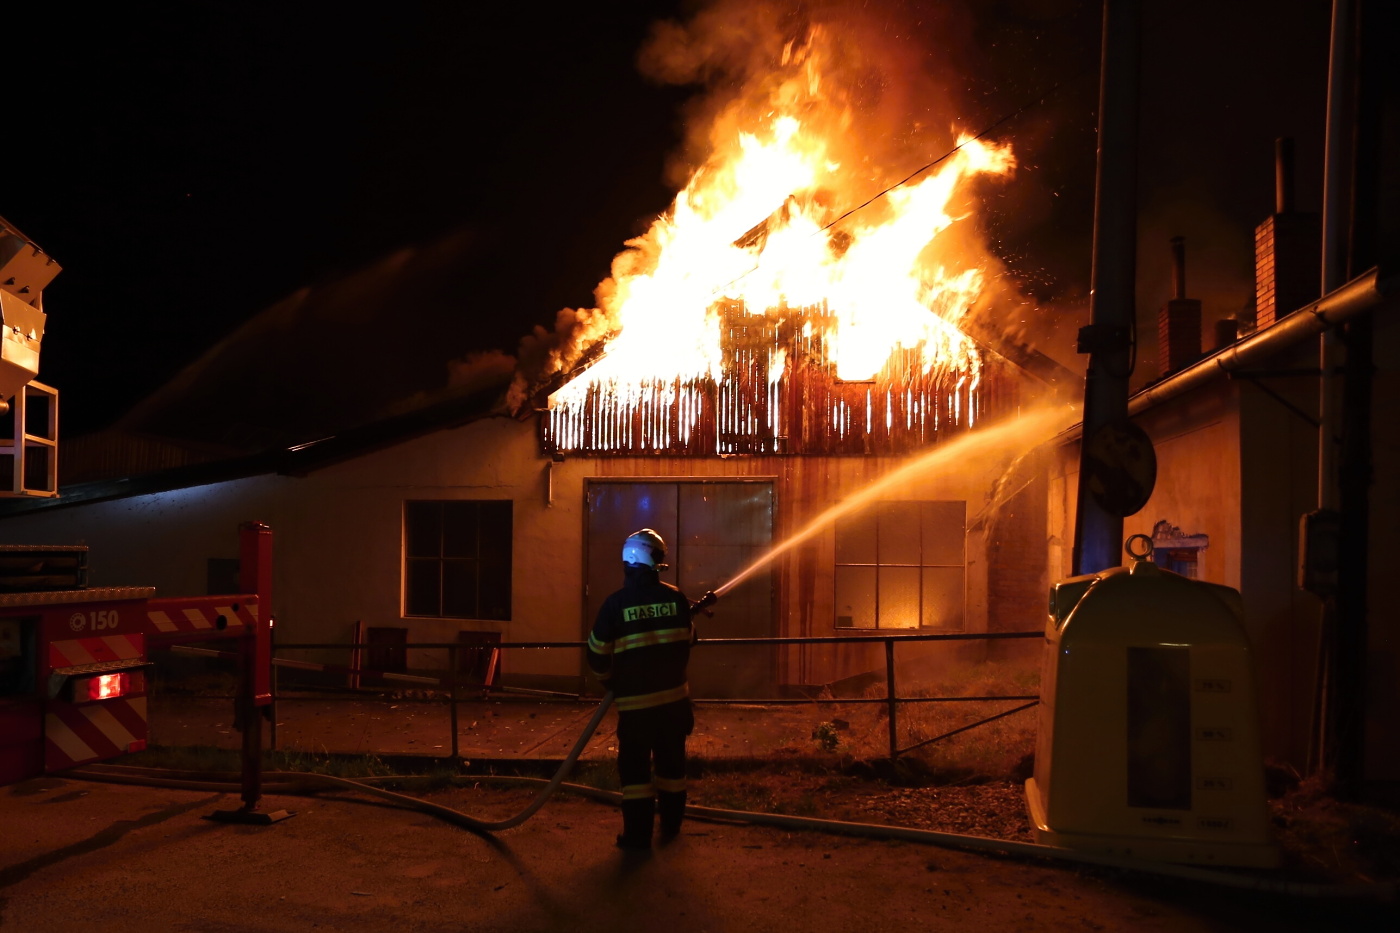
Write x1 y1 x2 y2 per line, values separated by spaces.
545 21 1016 446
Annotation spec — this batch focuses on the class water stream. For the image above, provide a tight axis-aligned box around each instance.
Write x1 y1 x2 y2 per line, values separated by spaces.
712 404 1078 598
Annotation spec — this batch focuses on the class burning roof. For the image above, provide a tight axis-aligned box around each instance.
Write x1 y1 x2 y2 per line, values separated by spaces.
516 8 1049 456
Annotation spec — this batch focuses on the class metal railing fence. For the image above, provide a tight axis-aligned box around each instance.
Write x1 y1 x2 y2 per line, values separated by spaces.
169 631 1042 760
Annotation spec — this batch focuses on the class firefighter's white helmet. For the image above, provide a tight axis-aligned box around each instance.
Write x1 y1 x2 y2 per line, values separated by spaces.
622 528 667 569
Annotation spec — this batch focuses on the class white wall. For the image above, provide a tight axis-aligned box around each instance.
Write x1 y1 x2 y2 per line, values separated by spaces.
1 406 1039 691
0 476 287 595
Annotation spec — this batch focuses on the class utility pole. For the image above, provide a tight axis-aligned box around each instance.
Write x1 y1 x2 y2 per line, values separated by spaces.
1072 0 1141 575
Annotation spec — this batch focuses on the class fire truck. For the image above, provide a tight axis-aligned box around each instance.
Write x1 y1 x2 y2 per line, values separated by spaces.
0 217 276 817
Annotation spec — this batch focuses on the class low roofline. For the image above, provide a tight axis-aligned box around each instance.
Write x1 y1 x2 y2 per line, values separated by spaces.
1127 266 1390 418
0 382 509 518
1047 266 1393 448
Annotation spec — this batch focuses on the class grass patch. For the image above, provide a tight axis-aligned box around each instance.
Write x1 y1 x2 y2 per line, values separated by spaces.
1272 774 1400 882
760 660 1040 781
565 760 619 790
699 775 783 812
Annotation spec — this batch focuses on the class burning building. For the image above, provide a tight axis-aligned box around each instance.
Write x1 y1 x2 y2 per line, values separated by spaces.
0 11 1073 704
6 1 1393 789
500 19 1072 696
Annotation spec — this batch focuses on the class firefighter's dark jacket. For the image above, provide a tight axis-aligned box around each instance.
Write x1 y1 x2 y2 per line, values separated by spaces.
587 566 694 712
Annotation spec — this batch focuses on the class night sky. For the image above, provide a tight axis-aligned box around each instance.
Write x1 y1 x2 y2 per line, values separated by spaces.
6 1 1332 437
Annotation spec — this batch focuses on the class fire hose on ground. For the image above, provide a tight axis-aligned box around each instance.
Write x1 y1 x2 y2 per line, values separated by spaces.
67 687 1395 904
75 689 618 833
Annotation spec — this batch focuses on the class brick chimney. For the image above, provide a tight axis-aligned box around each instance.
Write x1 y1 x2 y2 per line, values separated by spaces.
1158 236 1202 374
1254 138 1320 328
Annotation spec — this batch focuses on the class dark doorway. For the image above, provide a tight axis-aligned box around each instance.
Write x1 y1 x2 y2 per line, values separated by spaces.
586 480 774 698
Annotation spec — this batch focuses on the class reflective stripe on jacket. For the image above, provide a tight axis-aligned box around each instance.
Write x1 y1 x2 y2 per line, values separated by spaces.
588 569 693 712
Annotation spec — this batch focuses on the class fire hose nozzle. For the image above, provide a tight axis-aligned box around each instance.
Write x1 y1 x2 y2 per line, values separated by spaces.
690 590 718 617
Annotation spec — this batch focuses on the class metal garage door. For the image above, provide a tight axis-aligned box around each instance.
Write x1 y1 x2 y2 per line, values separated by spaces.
585 479 773 698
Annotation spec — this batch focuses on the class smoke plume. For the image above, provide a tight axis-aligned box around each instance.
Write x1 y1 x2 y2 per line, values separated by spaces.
508 0 1079 412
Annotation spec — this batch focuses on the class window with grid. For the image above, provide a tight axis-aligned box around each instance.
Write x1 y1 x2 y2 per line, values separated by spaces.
834 500 965 630
403 500 512 620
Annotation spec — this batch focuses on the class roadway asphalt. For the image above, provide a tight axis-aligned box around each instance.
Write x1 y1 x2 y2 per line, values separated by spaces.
6 774 1391 933
8 692 1396 931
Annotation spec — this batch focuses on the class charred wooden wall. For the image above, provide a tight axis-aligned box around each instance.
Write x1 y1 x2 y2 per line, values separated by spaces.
542 302 1023 456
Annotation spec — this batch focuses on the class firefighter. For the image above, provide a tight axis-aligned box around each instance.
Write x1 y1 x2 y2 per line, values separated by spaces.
587 528 695 850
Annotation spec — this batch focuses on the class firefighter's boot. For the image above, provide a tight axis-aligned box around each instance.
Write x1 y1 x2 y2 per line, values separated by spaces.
615 797 654 850
658 790 686 841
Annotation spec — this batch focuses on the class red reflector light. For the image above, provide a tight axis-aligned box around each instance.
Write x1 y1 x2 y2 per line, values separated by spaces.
71 669 145 702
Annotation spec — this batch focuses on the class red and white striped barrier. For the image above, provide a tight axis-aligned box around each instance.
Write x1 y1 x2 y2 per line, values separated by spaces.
45 698 148 770
49 634 145 669
146 602 255 636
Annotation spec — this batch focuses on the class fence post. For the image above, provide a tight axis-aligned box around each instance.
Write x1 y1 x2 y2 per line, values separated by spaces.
885 638 898 760
206 524 289 822
449 644 460 760
349 621 363 690
238 640 263 807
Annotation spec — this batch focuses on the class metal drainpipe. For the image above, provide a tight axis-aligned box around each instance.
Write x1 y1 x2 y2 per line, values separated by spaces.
1071 0 1141 576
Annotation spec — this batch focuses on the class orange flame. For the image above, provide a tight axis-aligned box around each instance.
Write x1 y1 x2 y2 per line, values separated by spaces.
547 23 1016 442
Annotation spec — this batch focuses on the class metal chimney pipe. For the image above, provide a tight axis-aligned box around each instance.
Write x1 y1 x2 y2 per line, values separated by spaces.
1275 137 1296 215
1171 236 1187 300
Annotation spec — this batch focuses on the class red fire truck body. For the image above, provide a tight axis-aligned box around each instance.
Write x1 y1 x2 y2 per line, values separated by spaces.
0 221 277 801
0 524 273 787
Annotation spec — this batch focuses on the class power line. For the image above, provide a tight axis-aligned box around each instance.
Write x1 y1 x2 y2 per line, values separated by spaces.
822 67 1095 236
711 66 1095 299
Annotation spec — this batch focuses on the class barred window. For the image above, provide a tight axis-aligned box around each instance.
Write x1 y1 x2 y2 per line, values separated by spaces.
403 500 512 620
834 500 965 630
